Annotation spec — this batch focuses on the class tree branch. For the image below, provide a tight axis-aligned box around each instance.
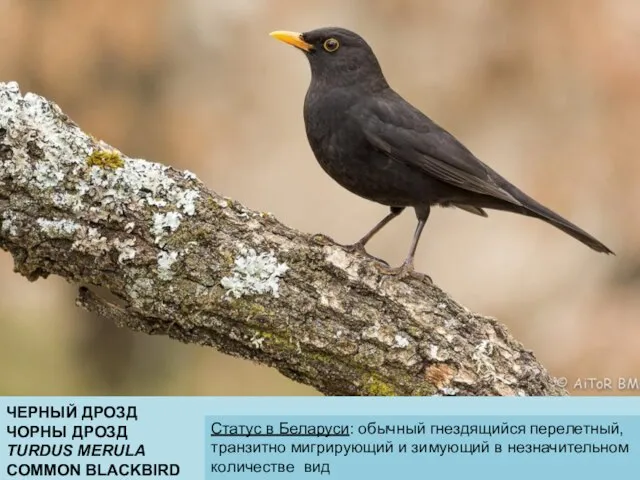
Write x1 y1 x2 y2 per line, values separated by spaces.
0 81 564 396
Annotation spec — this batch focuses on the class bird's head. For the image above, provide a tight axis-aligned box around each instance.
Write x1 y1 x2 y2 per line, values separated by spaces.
270 27 388 90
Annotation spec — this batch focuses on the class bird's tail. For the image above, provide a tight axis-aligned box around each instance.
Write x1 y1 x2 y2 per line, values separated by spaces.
508 189 614 254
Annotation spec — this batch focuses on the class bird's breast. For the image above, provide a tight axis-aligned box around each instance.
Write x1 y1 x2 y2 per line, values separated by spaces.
302 90 422 206
303 90 365 173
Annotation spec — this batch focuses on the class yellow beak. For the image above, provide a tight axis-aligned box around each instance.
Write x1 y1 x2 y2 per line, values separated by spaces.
269 31 313 52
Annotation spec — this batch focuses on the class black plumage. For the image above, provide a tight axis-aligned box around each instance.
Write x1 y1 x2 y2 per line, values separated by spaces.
270 27 613 275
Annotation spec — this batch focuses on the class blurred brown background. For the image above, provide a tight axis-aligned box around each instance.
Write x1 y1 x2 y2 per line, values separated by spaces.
1 0 638 396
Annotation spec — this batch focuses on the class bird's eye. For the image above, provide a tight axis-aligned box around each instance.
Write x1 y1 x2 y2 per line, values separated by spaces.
323 38 340 52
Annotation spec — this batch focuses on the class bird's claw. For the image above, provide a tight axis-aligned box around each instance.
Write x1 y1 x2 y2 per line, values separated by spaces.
375 262 432 282
343 242 390 266
342 241 367 255
375 262 412 277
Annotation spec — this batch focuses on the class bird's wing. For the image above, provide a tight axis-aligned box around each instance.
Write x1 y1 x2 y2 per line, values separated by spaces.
349 93 521 206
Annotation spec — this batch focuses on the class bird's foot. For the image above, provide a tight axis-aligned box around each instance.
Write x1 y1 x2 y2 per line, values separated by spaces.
375 261 431 282
342 241 366 255
375 262 412 277
343 242 390 266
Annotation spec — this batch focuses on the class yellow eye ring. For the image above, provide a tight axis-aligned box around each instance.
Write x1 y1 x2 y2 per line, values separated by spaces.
323 38 340 52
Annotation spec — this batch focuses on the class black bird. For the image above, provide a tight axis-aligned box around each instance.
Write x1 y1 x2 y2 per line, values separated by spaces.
270 27 613 275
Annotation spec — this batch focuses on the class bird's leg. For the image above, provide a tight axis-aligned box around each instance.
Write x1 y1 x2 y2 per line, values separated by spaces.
344 206 405 254
377 206 431 281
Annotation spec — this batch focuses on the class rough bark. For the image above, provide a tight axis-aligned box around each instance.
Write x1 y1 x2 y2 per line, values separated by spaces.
0 81 565 396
